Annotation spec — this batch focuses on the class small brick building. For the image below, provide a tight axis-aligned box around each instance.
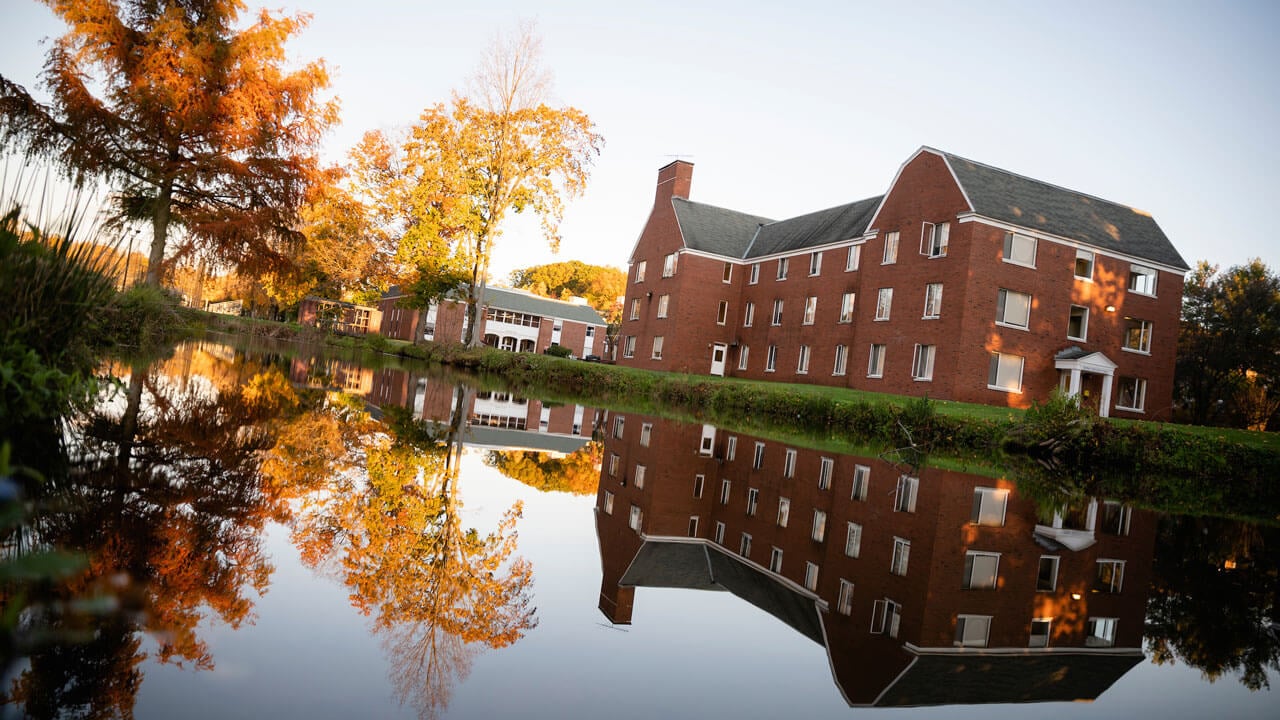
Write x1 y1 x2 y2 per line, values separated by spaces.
618 148 1189 418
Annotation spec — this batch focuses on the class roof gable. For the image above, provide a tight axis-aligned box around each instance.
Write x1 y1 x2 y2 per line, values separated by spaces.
939 150 1189 270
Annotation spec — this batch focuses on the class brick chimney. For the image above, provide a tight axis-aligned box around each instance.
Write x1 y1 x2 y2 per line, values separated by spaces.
655 160 693 204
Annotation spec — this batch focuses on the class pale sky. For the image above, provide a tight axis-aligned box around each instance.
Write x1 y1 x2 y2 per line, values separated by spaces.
3 0 1277 282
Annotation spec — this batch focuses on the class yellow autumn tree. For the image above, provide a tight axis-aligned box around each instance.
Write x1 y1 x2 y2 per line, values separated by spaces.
0 0 338 285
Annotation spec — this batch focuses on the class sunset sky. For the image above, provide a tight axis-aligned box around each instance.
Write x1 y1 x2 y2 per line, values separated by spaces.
3 0 1277 281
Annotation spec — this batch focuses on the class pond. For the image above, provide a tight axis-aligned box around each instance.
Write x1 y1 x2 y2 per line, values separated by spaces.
1 337 1275 719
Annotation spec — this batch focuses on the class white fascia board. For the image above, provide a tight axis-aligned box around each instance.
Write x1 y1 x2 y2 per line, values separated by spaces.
958 213 1189 277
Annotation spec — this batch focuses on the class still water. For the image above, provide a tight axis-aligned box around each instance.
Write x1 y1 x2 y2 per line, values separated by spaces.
1 338 1275 719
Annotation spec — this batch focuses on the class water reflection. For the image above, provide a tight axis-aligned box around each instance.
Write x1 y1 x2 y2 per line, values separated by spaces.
3 340 602 719
596 414 1168 706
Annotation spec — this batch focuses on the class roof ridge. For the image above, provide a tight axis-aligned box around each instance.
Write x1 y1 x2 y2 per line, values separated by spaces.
936 148 1147 214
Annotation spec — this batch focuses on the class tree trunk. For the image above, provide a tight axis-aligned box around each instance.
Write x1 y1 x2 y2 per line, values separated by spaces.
144 177 173 286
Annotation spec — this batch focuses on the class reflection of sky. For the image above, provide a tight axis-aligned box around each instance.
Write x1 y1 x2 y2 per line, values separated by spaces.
122 445 1276 720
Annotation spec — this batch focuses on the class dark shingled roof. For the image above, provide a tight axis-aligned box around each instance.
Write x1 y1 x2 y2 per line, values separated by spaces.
876 651 1143 706
482 286 606 325
747 196 882 259
941 150 1189 270
672 197 773 258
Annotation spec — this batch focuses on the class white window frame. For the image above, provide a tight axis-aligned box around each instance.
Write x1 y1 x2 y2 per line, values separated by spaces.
1068 304 1088 341
783 448 797 478
608 453 620 477
912 344 935 381
776 257 789 280
769 546 784 573
622 335 636 358
1087 617 1118 647
629 504 643 532
749 263 760 284
688 516 700 537
693 474 704 498
833 344 848 376
777 497 791 527
612 415 625 439
988 352 1025 393
894 475 919 513
846 244 861 272
739 532 752 558
804 562 820 591
1037 555 1060 592
726 436 737 461
602 490 614 514
1075 248 1094 280
996 288 1032 329
875 288 893 321
871 598 901 637
963 551 1000 590
1003 232 1037 268
1116 376 1147 412
868 344 886 378
629 298 640 321
818 457 834 490
662 252 678 278
714 521 725 545
634 260 647 283
765 345 778 372
640 422 652 447
716 300 728 325
656 294 670 318
722 262 733 284
802 296 817 325
921 221 949 257
890 537 910 576
737 345 749 371
633 464 646 489
1096 559 1125 593
971 487 1009 526
923 283 943 319
719 478 731 504
837 579 855 615
845 522 862 558
839 292 855 323
797 345 810 374
809 251 822 276
1030 618 1052 648
1123 318 1153 353
753 442 765 470
1128 264 1157 296
651 335 664 360
771 299 783 325
811 510 827 542
882 231 899 264
955 614 992 647
746 487 759 516
852 465 870 500
743 301 755 327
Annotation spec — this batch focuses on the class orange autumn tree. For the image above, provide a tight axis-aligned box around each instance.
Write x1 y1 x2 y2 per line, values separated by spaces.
485 441 602 496
0 0 338 285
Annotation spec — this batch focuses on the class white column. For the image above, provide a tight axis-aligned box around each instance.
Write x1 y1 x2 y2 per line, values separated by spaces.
1068 368 1082 397
1099 374 1114 418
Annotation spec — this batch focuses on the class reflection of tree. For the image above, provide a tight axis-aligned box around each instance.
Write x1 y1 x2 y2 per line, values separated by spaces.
6 352 299 717
1146 516 1279 690
289 391 536 719
484 441 602 495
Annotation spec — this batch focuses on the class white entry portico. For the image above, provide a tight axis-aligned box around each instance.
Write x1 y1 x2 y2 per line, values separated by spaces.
1054 348 1117 418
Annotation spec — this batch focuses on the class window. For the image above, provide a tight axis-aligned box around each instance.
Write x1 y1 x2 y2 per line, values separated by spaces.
722 262 733 283
1075 248 1094 279
771 299 784 325
955 615 991 647
726 436 737 461
714 521 725 545
749 263 760 284
852 465 870 500
867 344 886 378
629 505 643 532
622 335 636 358
1030 619 1052 648
996 288 1031 328
846 245 861 271
882 231 899 264
923 283 943 319
804 562 820 591
765 345 778 372
1068 305 1088 340
656 294 669 318
629 298 640 321
746 488 759 516
743 301 755 327
608 453 620 477
662 252 678 277
1087 618 1117 647
912 344 935 381
809 251 823 276
963 551 1000 589
776 257 789 280
777 497 790 527
871 598 902 637
633 464 646 489
1003 231 1037 267
1123 318 1152 353
602 491 614 514
719 479 731 504
802 296 817 325
839 292 855 323
797 345 810 374
1100 500 1132 535
971 487 1009 526
783 448 797 478
716 300 728 325
818 457 833 490
753 442 765 470
1037 556 1059 591
651 336 664 360
737 345 749 370
890 537 910 575
1128 264 1157 295
699 426 714 456
875 288 893 321
640 423 652 447
894 475 918 513
693 474 705 498
739 532 752 558
921 221 949 257
612 415 625 439
1116 377 1147 411
635 261 647 282
837 580 855 615
988 352 1025 393
769 547 784 573
845 522 862 557
811 510 827 542
832 344 848 376
1095 560 1125 593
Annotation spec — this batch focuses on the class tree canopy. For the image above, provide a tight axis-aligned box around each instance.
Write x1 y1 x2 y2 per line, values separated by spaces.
0 0 338 286
1176 259 1280 430
510 261 625 324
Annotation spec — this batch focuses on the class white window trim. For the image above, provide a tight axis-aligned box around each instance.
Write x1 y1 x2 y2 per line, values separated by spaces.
1067 305 1089 341
1002 232 1038 268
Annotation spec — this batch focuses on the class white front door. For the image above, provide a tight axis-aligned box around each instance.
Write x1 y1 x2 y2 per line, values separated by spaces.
710 343 728 376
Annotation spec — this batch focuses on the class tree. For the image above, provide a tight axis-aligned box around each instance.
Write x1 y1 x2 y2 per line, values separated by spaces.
1176 259 1280 429
510 260 625 324
393 23 603 345
0 0 338 286
485 442 602 495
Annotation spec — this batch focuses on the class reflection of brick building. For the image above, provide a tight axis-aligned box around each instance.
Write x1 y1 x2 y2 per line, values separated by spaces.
377 285 606 358
297 297 381 336
618 149 1188 418
596 414 1154 706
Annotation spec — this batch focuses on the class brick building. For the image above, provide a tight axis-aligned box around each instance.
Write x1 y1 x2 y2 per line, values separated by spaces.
618 148 1189 417
596 414 1154 705
377 285 606 358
